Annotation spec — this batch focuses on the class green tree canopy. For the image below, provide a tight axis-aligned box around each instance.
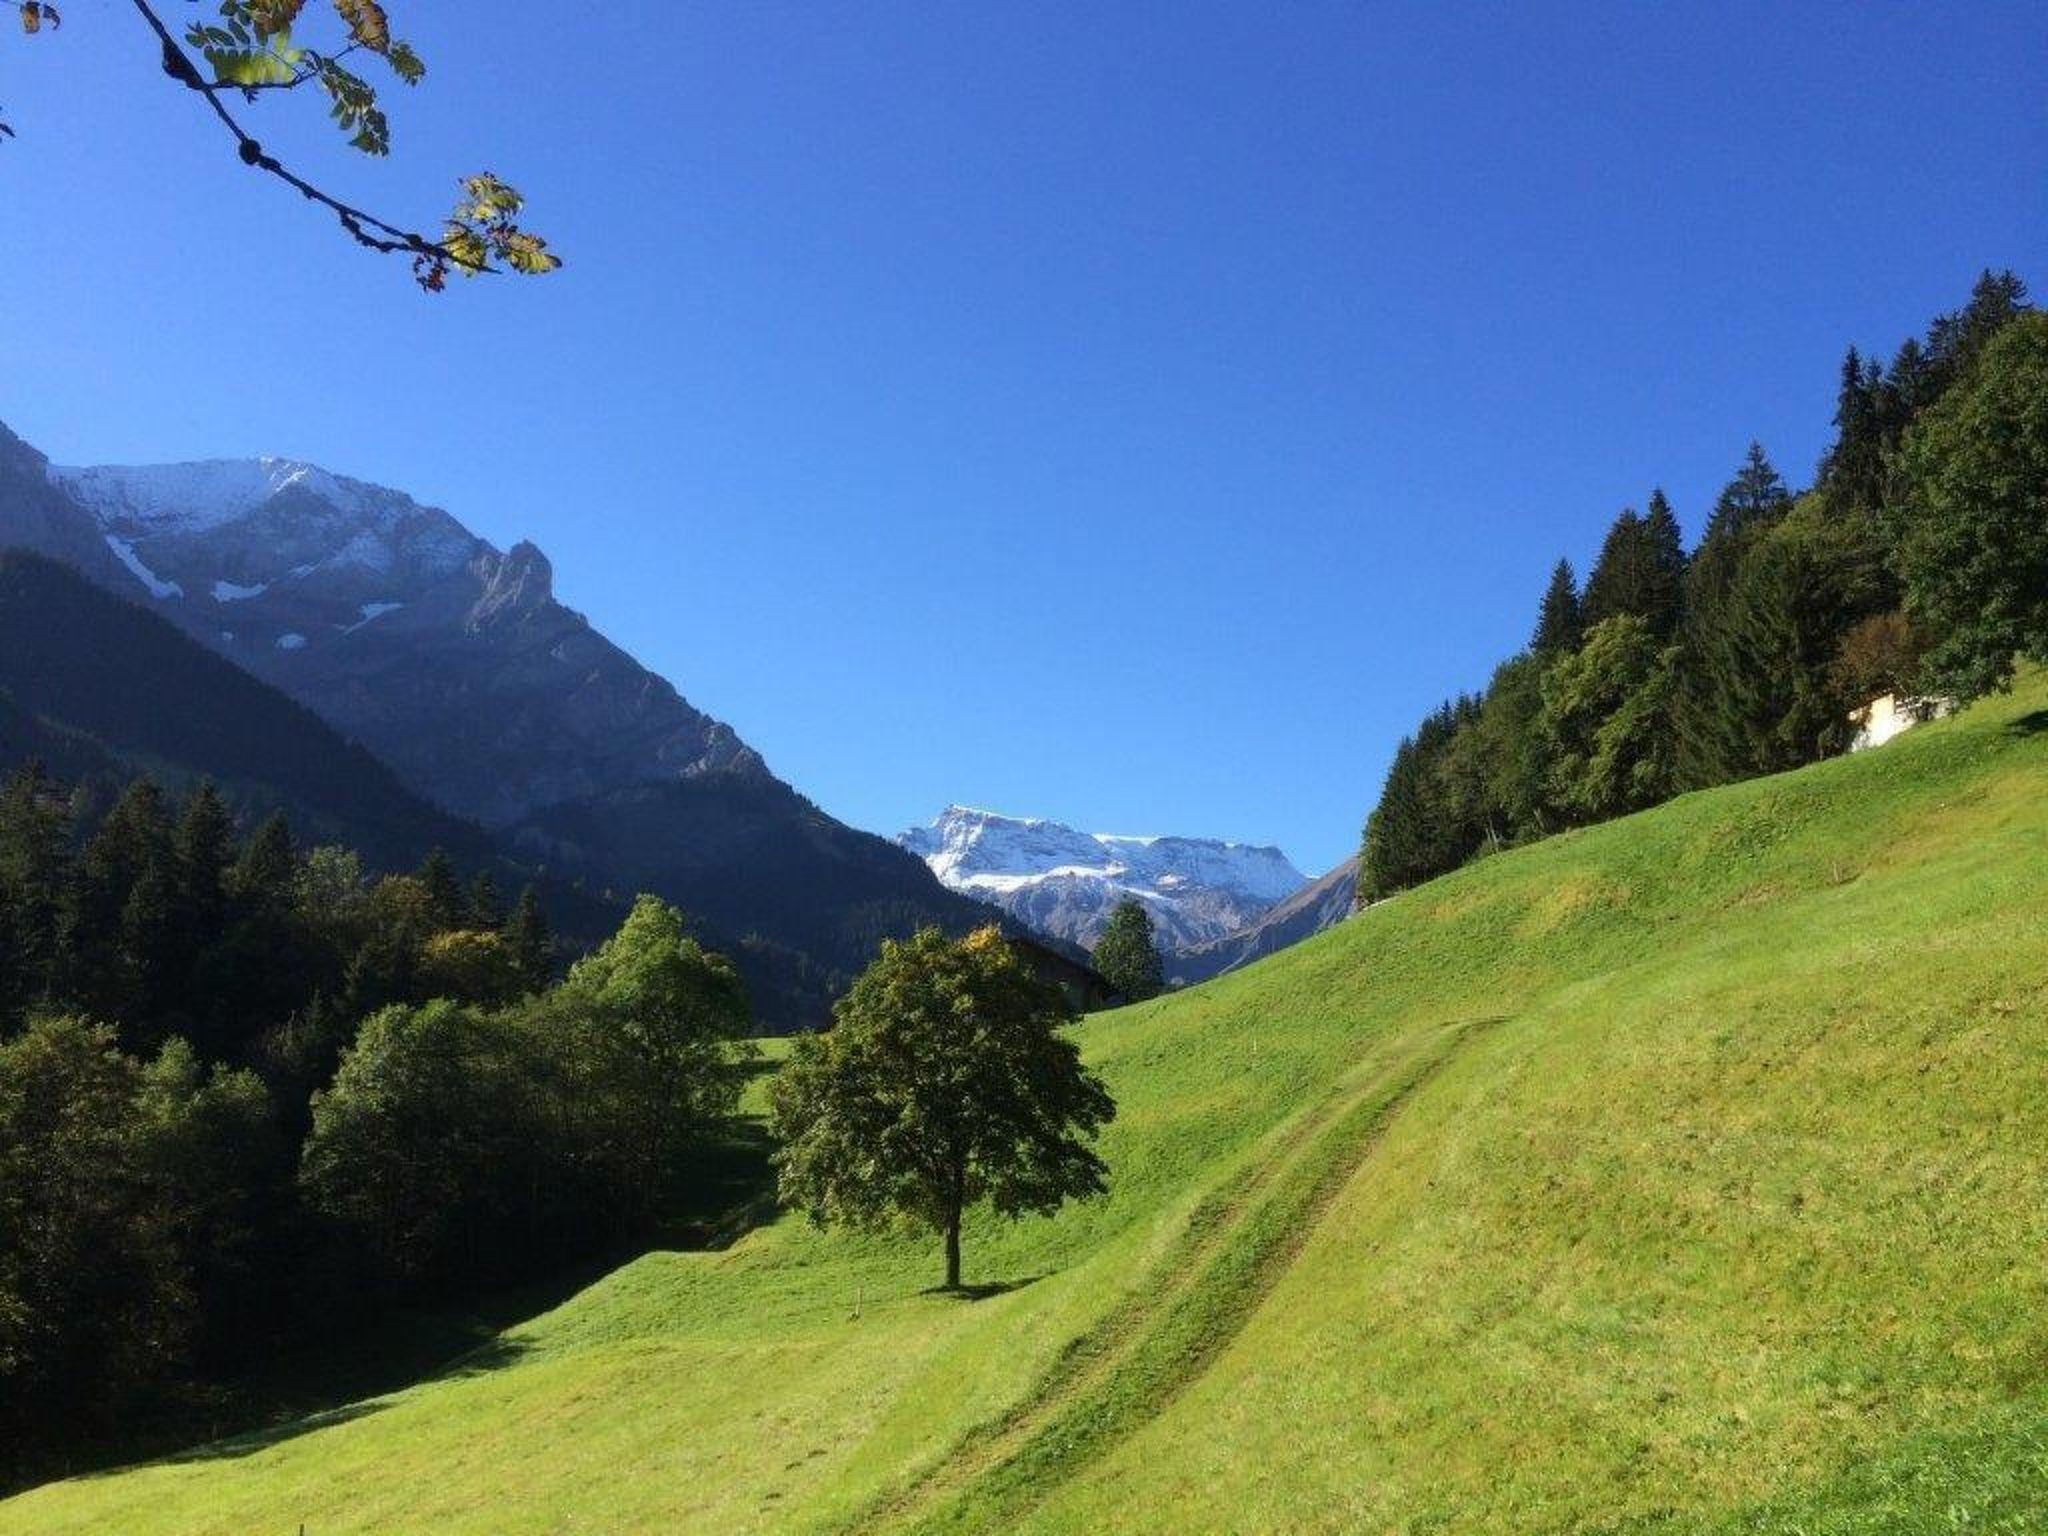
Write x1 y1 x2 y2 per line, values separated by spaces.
551 895 752 1195
1092 898 1164 1003
1540 615 1677 822
1892 311 2048 701
770 927 1114 1290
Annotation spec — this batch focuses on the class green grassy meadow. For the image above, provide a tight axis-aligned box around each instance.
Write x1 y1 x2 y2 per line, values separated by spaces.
7 673 2047 1534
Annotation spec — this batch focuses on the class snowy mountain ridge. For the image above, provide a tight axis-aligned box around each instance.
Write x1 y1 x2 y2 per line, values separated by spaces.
899 805 1307 952
22 447 761 822
57 457 417 536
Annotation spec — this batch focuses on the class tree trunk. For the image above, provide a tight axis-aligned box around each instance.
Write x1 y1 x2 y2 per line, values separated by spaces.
944 1206 962 1290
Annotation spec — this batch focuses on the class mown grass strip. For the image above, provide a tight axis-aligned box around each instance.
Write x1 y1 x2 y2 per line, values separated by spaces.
878 1015 1501 1534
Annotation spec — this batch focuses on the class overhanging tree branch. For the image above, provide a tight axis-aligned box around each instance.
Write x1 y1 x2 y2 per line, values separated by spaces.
8 0 560 291
134 0 459 266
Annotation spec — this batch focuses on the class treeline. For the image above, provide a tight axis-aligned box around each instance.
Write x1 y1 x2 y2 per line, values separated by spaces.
1363 272 2046 897
0 768 753 1481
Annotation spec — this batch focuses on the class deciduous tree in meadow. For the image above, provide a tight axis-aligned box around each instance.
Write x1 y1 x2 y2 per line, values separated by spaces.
770 927 1115 1291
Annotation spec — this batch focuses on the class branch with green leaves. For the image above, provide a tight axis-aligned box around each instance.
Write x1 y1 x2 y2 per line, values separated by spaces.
5 0 560 291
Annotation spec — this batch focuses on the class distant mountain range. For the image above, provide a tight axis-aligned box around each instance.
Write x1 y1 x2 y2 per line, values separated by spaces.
0 420 997 1028
899 805 1308 953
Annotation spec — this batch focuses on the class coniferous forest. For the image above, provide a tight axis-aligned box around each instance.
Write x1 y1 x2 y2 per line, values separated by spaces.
1361 273 2046 899
0 768 755 1486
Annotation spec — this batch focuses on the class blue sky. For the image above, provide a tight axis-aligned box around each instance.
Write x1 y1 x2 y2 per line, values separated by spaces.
2 2 2041 872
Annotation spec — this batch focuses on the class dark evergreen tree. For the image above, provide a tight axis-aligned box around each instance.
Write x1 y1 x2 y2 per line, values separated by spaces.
466 871 505 931
1701 529 1860 775
1360 697 1487 897
1531 559 1583 656
0 762 71 1016
192 813 324 1063
504 884 556 994
121 852 189 1050
1892 310 2048 700
1926 269 2031 388
1092 899 1164 1003
231 814 298 920
173 785 235 951
1822 346 1888 509
1672 445 1795 788
415 848 467 933
1582 499 1685 640
1708 443 1792 545
1642 489 1686 626
60 779 173 1033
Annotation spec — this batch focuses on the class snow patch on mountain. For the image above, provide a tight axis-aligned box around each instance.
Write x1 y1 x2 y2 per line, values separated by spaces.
343 600 405 634
899 806 1306 952
103 534 182 599
212 579 267 602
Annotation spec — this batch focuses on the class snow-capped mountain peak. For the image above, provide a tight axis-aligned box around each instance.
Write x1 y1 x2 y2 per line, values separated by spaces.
899 806 1307 952
52 457 380 533
12 437 763 825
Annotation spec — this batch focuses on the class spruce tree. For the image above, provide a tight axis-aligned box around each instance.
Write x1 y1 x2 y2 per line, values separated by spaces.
231 814 298 920
1582 501 1685 640
173 784 236 962
61 779 173 1029
504 884 555 994
1531 559 1582 656
1672 446 1794 788
1702 529 1857 775
415 849 466 933
1640 490 1687 637
1823 346 1888 509
0 762 71 1009
466 872 505 931
1360 700 1485 897
1092 899 1164 1003
1892 311 2048 700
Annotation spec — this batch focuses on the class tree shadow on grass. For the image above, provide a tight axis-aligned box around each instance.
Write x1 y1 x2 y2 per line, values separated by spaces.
922 1273 1049 1302
70 1115 787 1481
2008 709 2048 737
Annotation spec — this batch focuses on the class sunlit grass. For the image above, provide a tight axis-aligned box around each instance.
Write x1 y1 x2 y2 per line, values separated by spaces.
6 672 2046 1534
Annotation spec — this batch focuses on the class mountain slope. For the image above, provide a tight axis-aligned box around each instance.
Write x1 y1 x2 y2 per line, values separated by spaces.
0 423 993 1027
0 550 500 871
7 671 2046 1534
1164 857 1357 984
42 449 762 825
899 805 1306 950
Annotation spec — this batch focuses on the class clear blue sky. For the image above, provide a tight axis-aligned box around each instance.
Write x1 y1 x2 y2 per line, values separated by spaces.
2 2 2041 872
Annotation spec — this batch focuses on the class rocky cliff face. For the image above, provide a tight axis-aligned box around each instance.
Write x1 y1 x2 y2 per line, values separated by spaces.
45 455 762 827
899 805 1307 952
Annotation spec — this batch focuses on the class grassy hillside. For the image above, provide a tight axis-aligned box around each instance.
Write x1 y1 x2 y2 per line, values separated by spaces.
7 672 2047 1534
